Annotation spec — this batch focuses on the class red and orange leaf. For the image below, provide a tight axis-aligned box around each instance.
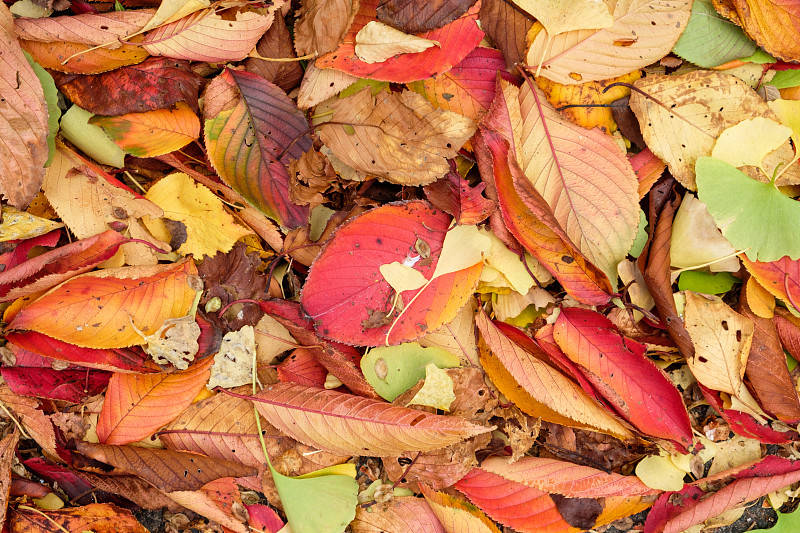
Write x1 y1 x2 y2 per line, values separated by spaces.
50 57 203 116
7 259 199 349
629 148 666 199
477 456 658 499
476 310 633 439
7 502 148 533
90 102 200 157
0 230 128 302
553 308 693 451
168 481 249 533
277 348 329 388
20 39 149 74
742 255 800 314
409 47 505 122
352 496 445 532
316 0 483 83
474 130 613 305
455 468 576 533
301 201 483 346
74 442 256 492
97 356 213 445
420 483 501 533
204 69 309 229
141 7 272 63
250 382 493 456
5 332 154 373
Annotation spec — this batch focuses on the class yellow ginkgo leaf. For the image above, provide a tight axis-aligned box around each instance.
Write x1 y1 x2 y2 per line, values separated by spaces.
514 0 613 35
380 262 429 294
144 173 252 257
407 363 456 411
711 117 792 173
769 99 800 147
355 21 439 64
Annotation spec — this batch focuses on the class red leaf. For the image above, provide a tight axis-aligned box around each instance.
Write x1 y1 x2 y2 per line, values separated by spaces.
301 201 483 346
474 129 613 305
0 230 61 274
277 348 329 388
204 69 310 228
553 308 692 451
629 148 665 199
316 0 483 83
1 367 110 403
5 333 154 373
0 230 128 301
50 57 203 116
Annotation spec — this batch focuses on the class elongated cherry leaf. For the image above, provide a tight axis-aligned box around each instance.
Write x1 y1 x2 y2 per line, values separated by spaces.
7 259 199 349
553 308 693 451
97 356 213 445
75 441 255 492
475 310 634 440
473 129 613 305
301 201 484 346
204 69 310 229
250 382 493 456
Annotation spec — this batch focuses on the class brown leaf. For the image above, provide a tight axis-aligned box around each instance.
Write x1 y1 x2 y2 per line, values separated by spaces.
423 171 495 225
376 0 477 33
317 89 476 186
0 386 56 457
352 496 445 533
50 57 204 116
294 0 358 56
0 3 49 209
739 285 800 422
0 431 19 531
74 442 257 492
478 0 532 67
245 17 304 92
637 178 695 359
78 472 185 513
13 10 152 46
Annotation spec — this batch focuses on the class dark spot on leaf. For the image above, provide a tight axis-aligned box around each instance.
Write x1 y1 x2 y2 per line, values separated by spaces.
721 320 728 330
561 255 574 264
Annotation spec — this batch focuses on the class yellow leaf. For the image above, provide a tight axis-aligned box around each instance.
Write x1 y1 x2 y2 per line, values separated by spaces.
513 0 613 35
0 205 63 242
380 262 429 293
635 451 687 491
407 364 456 411
684 291 753 396
355 21 439 64
141 0 210 32
769 99 800 147
432 224 492 279
144 172 253 257
712 117 792 173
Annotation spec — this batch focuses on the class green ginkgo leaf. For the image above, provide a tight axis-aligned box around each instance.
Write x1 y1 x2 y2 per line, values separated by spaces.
672 0 756 68
361 342 460 401
270 463 359 533
695 157 800 262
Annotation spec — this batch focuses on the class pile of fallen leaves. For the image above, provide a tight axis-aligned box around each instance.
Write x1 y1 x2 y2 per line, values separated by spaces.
4 0 800 531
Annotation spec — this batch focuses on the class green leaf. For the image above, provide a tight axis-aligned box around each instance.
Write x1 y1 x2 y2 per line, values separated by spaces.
678 271 739 295
695 157 800 262
739 48 776 64
672 0 756 68
60 106 126 168
360 342 460 401
629 208 648 259
23 52 60 166
769 69 800 90
270 463 358 533
751 509 800 533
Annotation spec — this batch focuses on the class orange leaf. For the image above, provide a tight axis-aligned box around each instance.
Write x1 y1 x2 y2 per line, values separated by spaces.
249 383 493 456
629 148 666 199
742 255 800 314
716 0 800 61
8 259 199 349
419 484 501 533
74 442 255 492
473 129 613 305
475 310 634 440
97 356 213 445
8 503 148 533
20 39 149 74
90 102 200 157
